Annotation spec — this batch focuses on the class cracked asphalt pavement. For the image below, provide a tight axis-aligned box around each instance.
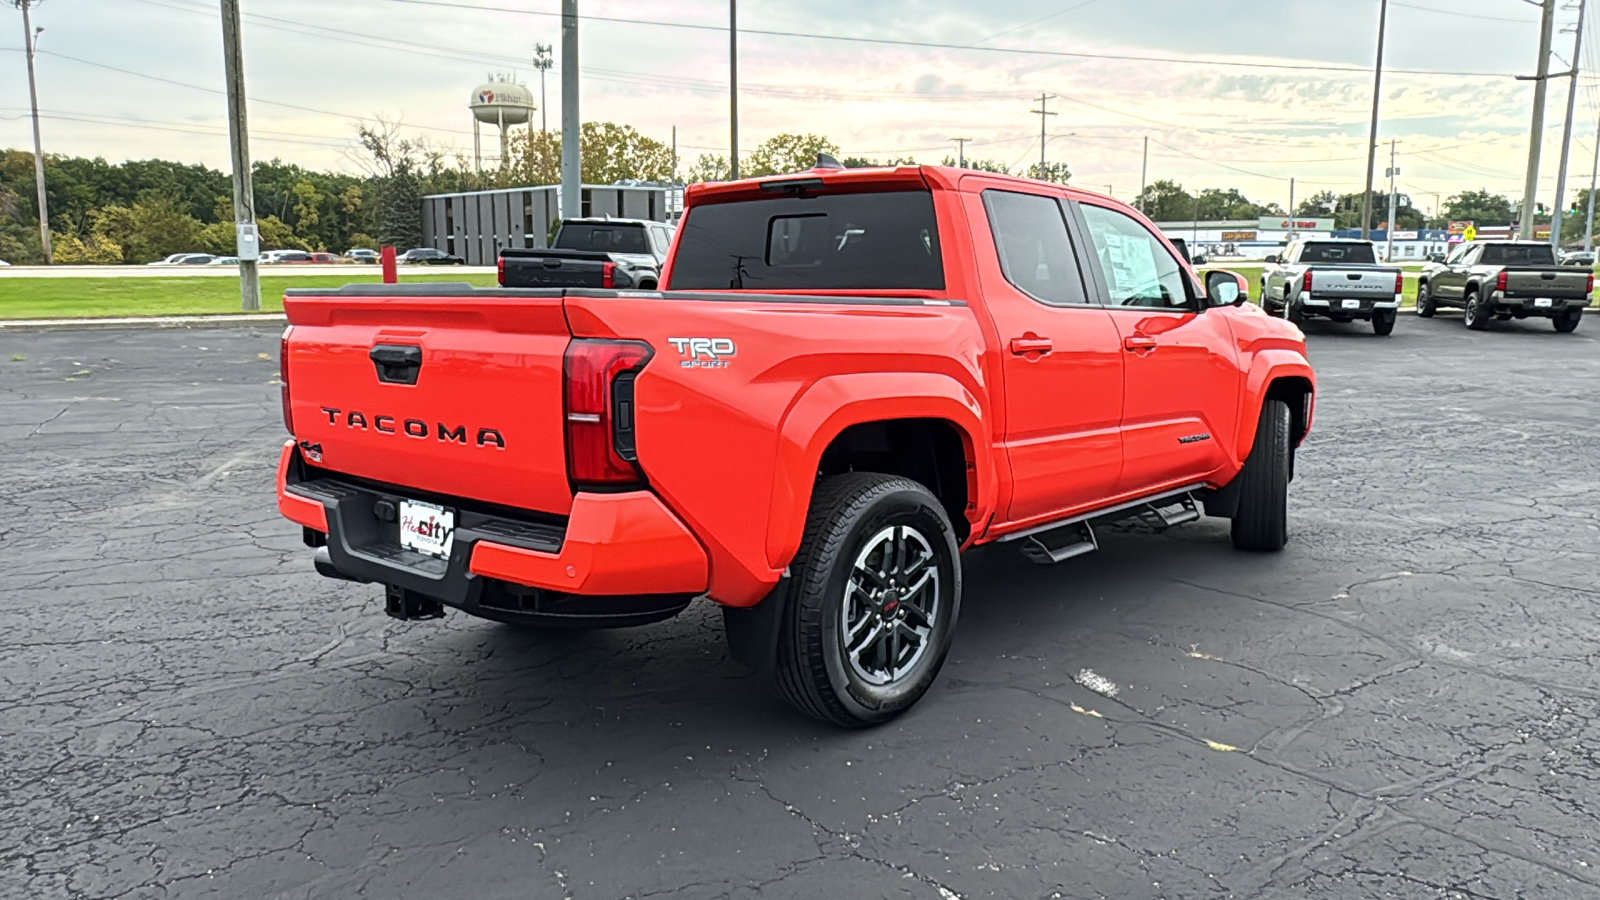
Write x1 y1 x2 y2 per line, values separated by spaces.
3 315 1598 899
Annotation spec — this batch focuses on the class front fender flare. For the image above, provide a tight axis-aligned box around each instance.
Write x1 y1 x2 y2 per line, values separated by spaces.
764 372 995 570
1235 350 1316 462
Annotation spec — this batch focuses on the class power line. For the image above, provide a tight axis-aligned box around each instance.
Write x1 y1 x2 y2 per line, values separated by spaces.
361 0 1520 78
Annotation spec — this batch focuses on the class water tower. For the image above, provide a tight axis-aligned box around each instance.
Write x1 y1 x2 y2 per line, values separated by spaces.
470 75 535 170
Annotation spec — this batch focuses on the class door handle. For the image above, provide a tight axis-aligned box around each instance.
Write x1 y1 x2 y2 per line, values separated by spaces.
1009 336 1054 355
1123 335 1158 353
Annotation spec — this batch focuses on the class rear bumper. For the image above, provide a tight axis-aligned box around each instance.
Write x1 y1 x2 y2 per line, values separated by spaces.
1300 294 1401 318
275 442 708 613
1489 292 1591 315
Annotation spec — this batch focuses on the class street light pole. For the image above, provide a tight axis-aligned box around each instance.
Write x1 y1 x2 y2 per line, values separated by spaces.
1360 0 1389 241
1550 0 1586 250
534 44 552 134
559 0 579 219
14 0 52 264
220 0 259 311
1519 0 1558 239
729 0 739 179
1139 135 1149 213
1586 105 1600 251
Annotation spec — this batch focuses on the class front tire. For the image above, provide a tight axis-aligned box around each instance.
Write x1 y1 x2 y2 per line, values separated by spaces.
1464 289 1492 330
1230 399 1292 552
1415 281 1436 317
1554 309 1582 333
775 474 961 728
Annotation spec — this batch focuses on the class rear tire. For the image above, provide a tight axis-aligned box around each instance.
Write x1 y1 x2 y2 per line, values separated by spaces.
774 473 961 728
1415 281 1436 317
1372 310 1396 336
1464 289 1492 331
1554 309 1582 333
1230 399 1292 552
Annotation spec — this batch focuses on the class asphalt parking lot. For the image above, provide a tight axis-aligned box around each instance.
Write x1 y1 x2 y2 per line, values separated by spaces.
3 312 1598 900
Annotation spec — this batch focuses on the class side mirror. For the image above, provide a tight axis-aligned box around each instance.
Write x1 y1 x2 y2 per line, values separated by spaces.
1206 270 1247 307
1264 254 1280 264
1191 254 1208 265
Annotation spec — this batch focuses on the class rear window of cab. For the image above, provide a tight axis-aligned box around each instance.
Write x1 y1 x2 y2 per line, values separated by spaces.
667 190 944 291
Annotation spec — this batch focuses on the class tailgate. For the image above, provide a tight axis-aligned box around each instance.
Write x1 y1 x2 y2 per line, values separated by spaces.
1503 269 1590 298
1308 268 1398 298
283 285 574 516
502 250 612 289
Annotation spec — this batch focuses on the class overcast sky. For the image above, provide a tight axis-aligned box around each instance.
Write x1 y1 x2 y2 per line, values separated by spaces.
4 0 1597 212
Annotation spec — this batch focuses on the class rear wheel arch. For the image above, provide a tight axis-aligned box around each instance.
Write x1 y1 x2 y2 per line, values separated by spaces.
814 418 975 545
767 378 992 574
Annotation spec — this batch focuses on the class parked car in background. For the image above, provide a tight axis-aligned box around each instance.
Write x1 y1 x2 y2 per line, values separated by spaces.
276 163 1316 726
1261 239 1403 335
307 252 340 264
345 249 379 264
1417 240 1590 332
148 253 215 266
398 247 465 265
1559 250 1595 267
498 218 674 289
0 259 10 266
207 256 240 266
262 250 314 265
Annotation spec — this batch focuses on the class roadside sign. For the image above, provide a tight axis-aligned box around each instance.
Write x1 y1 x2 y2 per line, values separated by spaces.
1447 220 1473 235
1462 225 1477 242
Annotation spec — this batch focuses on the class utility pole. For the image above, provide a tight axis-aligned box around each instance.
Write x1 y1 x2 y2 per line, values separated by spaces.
1360 0 1390 241
952 136 970 168
14 0 52 264
534 43 553 133
1586 105 1600 251
1031 93 1057 175
220 0 259 310
1139 136 1149 213
559 0 579 219
1519 0 1558 239
1550 0 1586 250
670 125 678 181
1385 139 1399 261
1289 177 1296 219
729 0 739 179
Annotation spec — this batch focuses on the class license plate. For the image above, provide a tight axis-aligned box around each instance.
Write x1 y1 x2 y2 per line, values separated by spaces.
1535 298 1553 308
1342 299 1361 309
399 500 455 559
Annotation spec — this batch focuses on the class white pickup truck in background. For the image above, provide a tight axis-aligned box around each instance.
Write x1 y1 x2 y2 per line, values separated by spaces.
1261 239 1404 336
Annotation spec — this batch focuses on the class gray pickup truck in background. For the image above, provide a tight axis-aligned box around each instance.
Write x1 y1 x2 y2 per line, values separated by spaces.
1417 240 1591 333
1261 239 1404 335
499 218 675 290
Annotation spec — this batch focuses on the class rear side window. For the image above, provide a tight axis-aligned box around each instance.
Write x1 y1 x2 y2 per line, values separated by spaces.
1300 243 1377 264
983 190 1089 306
669 190 944 290
1479 243 1556 266
557 224 652 254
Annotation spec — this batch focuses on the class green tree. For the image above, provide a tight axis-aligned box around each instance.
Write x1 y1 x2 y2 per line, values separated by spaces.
88 196 204 263
1295 190 1338 217
580 122 674 183
746 133 840 177
938 156 1010 173
1442 189 1515 227
684 153 731 184
1023 161 1072 184
841 155 918 168
379 163 423 250
50 231 123 264
1134 180 1196 221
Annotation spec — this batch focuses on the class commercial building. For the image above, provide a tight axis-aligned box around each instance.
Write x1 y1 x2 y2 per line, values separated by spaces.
420 184 680 266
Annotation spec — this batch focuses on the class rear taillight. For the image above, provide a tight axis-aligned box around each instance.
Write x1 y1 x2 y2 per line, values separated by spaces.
601 261 616 289
1394 272 1404 294
280 325 294 435
1301 271 1313 293
564 339 652 487
497 255 505 286
1495 271 1508 292
1588 273 1595 295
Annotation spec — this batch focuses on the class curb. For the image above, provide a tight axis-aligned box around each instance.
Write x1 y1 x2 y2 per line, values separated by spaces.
0 313 286 331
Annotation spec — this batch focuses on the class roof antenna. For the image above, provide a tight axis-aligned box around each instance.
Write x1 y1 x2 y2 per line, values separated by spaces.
813 153 845 170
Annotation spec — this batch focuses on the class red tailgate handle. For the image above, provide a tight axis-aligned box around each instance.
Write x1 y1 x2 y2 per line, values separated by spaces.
1123 335 1158 353
1009 336 1054 355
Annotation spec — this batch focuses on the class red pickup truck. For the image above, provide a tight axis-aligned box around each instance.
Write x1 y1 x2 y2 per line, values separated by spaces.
276 163 1315 727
